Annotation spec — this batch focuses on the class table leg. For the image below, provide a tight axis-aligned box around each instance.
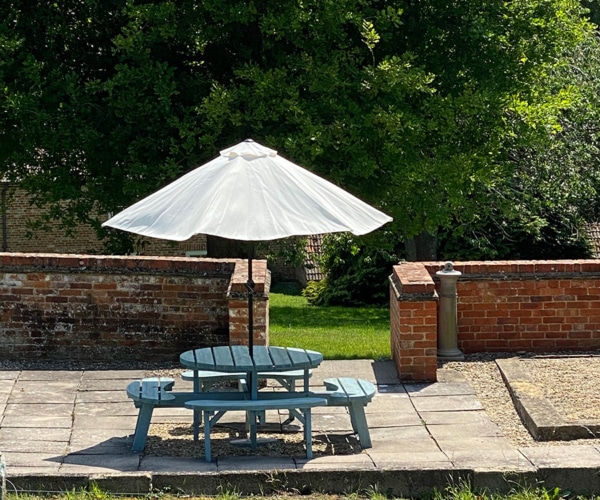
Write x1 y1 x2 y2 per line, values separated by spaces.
193 369 200 441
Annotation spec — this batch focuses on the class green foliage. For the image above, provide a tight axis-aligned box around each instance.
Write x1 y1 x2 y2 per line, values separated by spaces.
269 291 390 360
302 232 402 307
0 0 595 265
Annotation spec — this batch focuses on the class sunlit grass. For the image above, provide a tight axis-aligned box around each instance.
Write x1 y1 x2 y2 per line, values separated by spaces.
268 287 390 360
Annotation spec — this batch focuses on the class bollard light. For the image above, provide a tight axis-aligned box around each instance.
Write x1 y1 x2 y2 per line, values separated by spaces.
436 261 464 360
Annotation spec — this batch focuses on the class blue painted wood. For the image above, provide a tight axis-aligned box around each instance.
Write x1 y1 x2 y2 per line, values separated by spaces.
185 397 328 462
185 397 327 413
321 377 376 448
229 345 254 370
250 345 272 370
267 346 293 369
212 346 235 370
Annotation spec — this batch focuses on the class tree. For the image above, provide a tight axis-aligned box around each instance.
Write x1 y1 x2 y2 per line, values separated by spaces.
0 0 593 264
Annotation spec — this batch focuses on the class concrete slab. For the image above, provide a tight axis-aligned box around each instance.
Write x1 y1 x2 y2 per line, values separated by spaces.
5 402 74 416
435 436 515 452
420 410 493 425
77 391 130 403
405 382 476 397
427 422 504 439
72 415 138 429
3 451 64 468
364 411 423 428
75 401 138 417
520 445 600 467
1 440 68 454
411 394 483 412
2 415 73 428
8 383 78 403
295 453 375 470
140 456 217 472
18 371 82 382
81 370 146 380
368 452 452 468
448 448 536 471
497 358 600 441
367 394 414 412
60 453 141 473
3 359 600 497
216 455 297 471
0 427 71 441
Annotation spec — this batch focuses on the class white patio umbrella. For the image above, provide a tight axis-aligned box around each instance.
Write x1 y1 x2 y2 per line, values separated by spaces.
103 139 392 353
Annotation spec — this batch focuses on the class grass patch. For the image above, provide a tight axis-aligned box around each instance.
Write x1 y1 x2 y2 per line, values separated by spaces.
268 285 390 360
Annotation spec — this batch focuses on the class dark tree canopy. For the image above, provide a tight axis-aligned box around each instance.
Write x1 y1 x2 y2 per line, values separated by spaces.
0 0 596 260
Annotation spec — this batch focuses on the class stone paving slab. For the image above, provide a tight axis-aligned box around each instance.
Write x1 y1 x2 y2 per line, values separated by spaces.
410 394 483 412
76 391 130 403
1 440 68 454
139 456 217 472
81 370 146 380
73 415 138 429
426 421 504 439
18 371 83 382
3 359 600 497
75 401 138 417
520 445 600 467
60 454 142 473
2 415 73 428
0 427 72 441
405 382 475 397
497 358 600 441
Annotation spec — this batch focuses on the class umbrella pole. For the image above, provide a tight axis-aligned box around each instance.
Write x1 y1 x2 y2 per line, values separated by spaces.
246 243 255 359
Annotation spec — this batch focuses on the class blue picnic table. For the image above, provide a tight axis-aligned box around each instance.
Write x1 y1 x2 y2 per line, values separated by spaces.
127 345 376 462
179 345 323 399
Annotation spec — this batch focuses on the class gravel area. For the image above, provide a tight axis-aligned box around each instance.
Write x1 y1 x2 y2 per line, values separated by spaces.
441 352 600 448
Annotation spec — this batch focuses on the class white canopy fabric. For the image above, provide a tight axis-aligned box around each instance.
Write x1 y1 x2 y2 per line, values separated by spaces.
103 139 392 241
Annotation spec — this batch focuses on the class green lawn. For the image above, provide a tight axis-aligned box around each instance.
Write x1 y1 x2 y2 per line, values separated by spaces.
268 289 391 360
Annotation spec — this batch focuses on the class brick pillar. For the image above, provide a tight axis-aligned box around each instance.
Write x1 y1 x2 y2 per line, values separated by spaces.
228 259 270 347
389 263 438 382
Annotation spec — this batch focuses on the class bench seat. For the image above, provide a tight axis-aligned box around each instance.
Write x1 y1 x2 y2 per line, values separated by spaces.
180 368 312 392
185 396 328 462
320 377 376 448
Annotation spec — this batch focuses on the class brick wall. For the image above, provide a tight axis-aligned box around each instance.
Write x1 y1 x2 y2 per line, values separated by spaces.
0 253 269 362
2 185 207 256
390 260 600 382
389 263 438 382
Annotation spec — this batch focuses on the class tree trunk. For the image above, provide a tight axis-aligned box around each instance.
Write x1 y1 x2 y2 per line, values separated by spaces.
405 231 438 261
206 235 248 258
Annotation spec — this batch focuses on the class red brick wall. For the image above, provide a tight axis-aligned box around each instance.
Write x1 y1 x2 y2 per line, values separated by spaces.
390 260 600 382
0 253 269 362
2 185 207 256
389 263 438 382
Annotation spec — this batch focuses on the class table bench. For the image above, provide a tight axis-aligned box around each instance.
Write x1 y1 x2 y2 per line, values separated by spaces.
126 377 179 452
180 368 312 392
126 375 376 454
320 377 376 448
185 396 328 462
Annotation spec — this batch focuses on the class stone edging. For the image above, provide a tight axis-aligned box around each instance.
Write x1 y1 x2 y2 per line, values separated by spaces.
496 358 600 441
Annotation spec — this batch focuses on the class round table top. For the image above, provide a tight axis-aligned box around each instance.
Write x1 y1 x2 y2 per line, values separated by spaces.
180 345 323 373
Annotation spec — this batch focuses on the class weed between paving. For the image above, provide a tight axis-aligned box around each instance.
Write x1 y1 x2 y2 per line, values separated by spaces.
145 423 362 458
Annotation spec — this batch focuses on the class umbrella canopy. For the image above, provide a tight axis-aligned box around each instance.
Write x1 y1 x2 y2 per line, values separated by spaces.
103 139 392 241
103 139 392 357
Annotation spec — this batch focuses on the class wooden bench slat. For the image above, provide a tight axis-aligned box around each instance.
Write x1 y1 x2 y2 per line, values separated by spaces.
185 396 328 462
268 346 293 370
250 345 273 370
185 397 327 412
